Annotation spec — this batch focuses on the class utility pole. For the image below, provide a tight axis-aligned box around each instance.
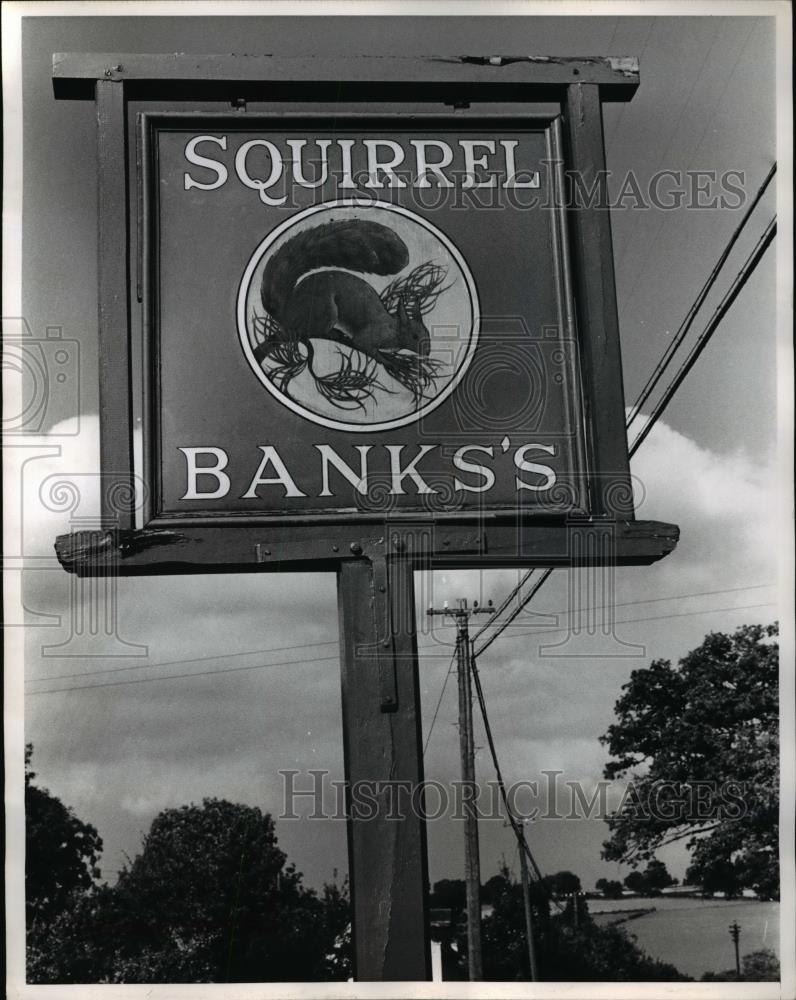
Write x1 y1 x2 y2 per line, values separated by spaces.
518 830 539 981
427 598 493 981
729 921 741 977
571 891 581 930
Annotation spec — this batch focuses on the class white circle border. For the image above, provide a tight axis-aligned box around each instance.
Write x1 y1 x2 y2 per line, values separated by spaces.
236 198 481 434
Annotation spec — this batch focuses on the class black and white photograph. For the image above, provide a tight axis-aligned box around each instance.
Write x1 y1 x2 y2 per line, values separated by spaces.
3 2 793 997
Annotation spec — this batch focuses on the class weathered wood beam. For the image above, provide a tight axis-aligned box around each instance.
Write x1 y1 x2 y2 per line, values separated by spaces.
53 53 638 100
54 519 678 576
338 558 431 980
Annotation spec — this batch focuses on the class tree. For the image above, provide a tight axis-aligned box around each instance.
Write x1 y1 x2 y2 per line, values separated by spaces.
601 624 778 899
25 744 103 927
429 878 466 912
623 871 647 894
701 948 780 982
642 859 676 894
29 798 350 983
740 949 780 981
474 867 688 981
623 859 676 896
543 870 581 897
594 878 624 899
482 871 511 905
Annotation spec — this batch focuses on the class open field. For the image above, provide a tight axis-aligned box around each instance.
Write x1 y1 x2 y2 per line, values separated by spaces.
589 898 780 980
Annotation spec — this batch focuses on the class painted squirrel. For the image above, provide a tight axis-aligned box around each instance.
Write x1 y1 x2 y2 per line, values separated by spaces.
260 219 432 359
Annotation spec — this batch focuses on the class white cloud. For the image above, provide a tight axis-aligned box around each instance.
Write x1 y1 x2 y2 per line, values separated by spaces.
629 413 778 589
12 412 784 889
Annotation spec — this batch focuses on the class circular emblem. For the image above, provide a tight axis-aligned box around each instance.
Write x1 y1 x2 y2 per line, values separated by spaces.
237 199 480 432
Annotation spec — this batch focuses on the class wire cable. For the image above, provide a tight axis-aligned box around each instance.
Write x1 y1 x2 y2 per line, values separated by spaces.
472 213 776 661
25 637 339 685
468 642 564 910
629 216 776 456
474 569 553 659
626 163 776 428
467 210 777 900
422 650 457 755
26 585 774 694
478 602 776 653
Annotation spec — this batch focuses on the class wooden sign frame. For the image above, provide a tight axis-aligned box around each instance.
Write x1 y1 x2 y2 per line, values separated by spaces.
53 53 677 576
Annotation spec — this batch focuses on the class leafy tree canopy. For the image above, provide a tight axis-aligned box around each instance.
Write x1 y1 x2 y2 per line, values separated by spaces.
471 866 688 981
28 797 350 984
624 871 646 893
601 624 778 899
25 744 103 927
594 878 624 899
542 870 582 897
623 860 677 896
701 948 780 982
429 878 466 912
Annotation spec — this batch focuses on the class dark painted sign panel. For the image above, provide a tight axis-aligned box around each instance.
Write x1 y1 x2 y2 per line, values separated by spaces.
145 122 587 523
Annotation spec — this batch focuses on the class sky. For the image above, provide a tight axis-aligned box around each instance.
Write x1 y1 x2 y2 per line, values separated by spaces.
6 5 790 904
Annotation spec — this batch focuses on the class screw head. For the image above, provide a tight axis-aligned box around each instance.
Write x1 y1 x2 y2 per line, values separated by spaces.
349 542 363 556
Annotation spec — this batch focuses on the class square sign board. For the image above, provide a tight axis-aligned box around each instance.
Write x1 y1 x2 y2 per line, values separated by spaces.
144 117 587 526
51 55 678 571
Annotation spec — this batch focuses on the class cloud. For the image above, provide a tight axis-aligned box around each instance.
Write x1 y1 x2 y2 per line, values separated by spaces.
13 412 782 888
629 412 778 588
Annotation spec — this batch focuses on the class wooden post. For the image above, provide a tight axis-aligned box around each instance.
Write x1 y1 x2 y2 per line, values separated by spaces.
729 921 741 977
95 79 134 530
337 556 431 981
456 623 483 980
564 82 632 517
518 838 538 981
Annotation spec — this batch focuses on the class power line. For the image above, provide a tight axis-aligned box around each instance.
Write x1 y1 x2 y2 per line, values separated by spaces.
27 618 461 687
23 216 779 697
26 586 776 695
25 637 339 685
475 570 552 659
468 590 775 918
468 645 565 913
26 653 342 696
630 216 776 455
466 206 777 916
470 582 774 647
423 592 776 750
472 211 776 661
26 633 461 696
476 602 777 652
422 650 457 755
472 568 538 645
625 163 776 428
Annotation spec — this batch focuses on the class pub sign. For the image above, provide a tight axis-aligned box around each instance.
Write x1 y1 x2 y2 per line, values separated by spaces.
52 53 677 570
147 122 584 524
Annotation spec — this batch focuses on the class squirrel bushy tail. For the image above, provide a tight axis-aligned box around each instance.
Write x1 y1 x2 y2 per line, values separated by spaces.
261 219 409 321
